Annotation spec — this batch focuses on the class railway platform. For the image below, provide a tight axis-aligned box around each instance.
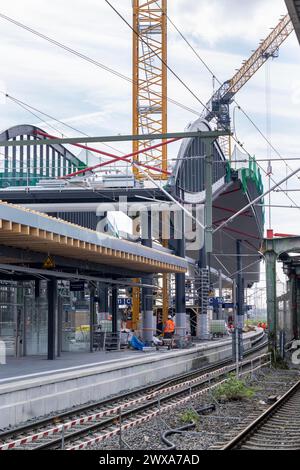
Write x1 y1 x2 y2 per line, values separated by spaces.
0 330 264 429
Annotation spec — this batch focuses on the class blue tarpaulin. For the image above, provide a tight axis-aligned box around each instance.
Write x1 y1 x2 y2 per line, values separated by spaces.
130 335 145 351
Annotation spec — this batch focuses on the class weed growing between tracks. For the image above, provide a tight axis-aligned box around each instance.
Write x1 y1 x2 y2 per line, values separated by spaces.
180 410 200 425
213 375 255 402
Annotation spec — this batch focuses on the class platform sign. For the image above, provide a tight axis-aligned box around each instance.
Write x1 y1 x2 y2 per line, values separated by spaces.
223 303 235 309
118 298 132 306
208 297 224 307
70 280 85 292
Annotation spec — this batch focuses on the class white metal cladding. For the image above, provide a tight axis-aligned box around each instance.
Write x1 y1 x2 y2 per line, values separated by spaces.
172 119 227 194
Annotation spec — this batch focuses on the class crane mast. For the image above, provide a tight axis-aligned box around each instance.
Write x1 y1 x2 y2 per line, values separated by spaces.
132 1 169 329
132 0 168 180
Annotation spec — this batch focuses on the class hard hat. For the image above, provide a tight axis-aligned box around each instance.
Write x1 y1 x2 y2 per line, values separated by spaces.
168 315 172 319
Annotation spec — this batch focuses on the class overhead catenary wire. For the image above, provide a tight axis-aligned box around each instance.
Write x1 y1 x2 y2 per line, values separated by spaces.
105 0 208 111
214 165 300 234
0 2 295 246
1 6 297 210
0 10 271 289
105 1 300 212
0 6 293 191
0 12 202 119
0 91 126 156
166 8 295 169
161 5 299 190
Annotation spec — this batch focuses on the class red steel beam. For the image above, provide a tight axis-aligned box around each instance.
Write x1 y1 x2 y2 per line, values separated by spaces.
35 130 178 178
274 233 300 238
213 205 253 218
213 222 261 241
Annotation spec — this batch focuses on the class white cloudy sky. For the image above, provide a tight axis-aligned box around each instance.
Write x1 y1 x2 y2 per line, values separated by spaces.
0 0 299 292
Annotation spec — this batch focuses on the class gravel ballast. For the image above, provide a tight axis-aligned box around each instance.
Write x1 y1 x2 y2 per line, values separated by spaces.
89 368 300 451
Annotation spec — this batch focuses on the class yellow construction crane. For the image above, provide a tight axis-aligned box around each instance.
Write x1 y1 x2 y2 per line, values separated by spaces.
203 14 294 157
132 0 168 180
130 7 294 327
132 0 168 329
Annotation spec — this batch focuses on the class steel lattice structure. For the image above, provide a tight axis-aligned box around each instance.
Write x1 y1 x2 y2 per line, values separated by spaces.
132 0 168 180
202 14 294 157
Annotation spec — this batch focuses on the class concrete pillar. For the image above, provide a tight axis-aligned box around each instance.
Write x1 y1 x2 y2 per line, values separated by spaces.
265 250 277 352
141 210 153 344
47 279 57 360
175 211 186 338
111 285 118 334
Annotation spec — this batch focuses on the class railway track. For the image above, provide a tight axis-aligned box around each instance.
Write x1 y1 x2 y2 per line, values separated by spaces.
222 379 300 450
0 339 268 451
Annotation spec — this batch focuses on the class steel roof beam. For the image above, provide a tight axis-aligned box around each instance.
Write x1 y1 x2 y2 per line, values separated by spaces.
0 131 230 147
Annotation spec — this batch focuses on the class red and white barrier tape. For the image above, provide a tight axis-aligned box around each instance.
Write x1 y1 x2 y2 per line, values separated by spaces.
0 353 270 450
68 355 272 451
67 379 228 450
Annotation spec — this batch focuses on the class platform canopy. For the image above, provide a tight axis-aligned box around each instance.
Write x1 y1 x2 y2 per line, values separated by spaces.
0 201 187 277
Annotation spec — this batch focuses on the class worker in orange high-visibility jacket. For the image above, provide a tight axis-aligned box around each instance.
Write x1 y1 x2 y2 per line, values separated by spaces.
164 315 175 339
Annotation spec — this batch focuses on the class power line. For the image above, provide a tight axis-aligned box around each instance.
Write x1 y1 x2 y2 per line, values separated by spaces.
105 0 208 110
214 165 300 234
0 12 201 118
0 91 125 156
107 1 299 211
1 6 298 213
163 7 299 182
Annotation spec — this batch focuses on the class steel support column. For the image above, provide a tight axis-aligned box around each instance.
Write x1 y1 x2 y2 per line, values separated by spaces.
218 269 223 320
141 210 153 343
47 279 57 360
89 284 96 352
235 240 244 360
197 138 214 340
98 283 109 320
175 210 186 338
297 278 300 340
285 278 293 343
265 250 277 352
111 285 118 334
57 289 62 357
290 273 297 340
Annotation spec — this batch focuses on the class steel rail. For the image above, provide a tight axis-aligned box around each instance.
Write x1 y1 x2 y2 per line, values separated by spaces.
222 379 300 450
0 339 267 450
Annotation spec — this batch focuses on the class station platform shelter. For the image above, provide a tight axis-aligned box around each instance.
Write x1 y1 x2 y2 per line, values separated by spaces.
0 200 187 362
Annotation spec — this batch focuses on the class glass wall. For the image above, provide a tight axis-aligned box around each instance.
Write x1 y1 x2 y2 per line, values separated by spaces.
24 282 48 355
0 282 20 356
